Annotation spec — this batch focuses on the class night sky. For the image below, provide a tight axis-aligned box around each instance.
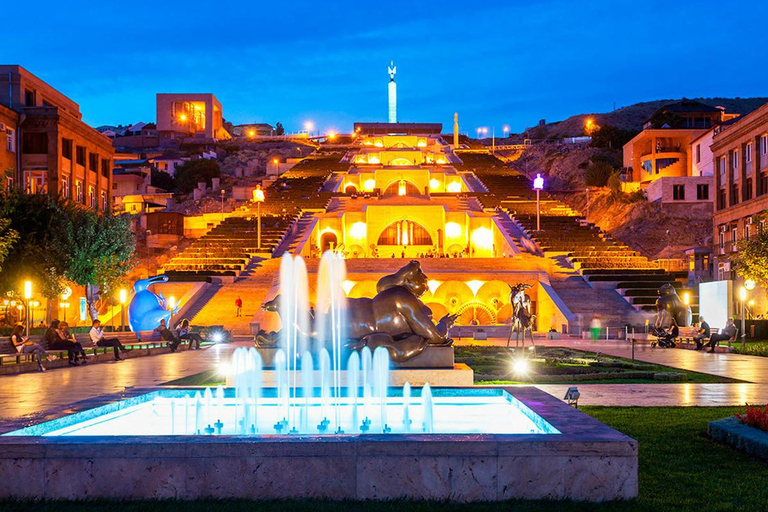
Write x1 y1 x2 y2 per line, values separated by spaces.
7 0 767 135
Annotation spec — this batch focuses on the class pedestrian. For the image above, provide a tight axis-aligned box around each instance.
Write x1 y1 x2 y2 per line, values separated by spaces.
89 320 127 361
590 314 602 342
235 297 243 317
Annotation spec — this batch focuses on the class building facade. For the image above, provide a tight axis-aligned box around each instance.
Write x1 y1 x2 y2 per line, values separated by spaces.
156 93 230 145
712 101 768 281
0 104 19 188
0 65 113 211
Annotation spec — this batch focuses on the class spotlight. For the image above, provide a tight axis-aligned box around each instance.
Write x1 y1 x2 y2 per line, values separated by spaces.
211 332 224 343
512 358 529 375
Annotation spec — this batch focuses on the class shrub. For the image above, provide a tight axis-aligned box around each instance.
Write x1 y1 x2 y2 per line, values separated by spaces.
585 160 615 187
736 404 768 432
607 171 622 195
151 169 177 192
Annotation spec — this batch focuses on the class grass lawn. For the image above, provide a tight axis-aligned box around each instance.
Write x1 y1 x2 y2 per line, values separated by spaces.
455 346 736 385
2 407 766 511
733 341 768 357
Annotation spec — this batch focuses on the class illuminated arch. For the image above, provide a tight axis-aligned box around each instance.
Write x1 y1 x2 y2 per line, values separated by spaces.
391 142 409 148
383 180 420 196
389 157 413 166
455 301 497 326
344 183 358 194
377 220 433 246
319 230 338 253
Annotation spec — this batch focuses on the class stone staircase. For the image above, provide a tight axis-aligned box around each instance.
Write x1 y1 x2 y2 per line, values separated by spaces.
273 211 316 257
550 274 648 329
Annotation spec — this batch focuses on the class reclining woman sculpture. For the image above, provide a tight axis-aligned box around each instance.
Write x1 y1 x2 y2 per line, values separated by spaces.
256 260 456 362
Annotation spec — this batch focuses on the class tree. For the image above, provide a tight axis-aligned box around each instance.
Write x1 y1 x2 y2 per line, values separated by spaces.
151 168 177 192
0 217 18 273
57 208 136 320
174 159 221 194
590 124 638 149
585 160 616 187
733 226 768 285
275 122 285 136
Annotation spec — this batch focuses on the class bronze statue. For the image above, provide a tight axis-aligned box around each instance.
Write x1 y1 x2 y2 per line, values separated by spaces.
507 283 536 348
256 260 456 363
653 283 692 330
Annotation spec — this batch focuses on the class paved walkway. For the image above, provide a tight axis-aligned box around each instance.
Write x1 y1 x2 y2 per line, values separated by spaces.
1 337 767 422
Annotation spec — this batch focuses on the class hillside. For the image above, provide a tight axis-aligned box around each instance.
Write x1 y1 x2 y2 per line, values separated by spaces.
542 97 768 137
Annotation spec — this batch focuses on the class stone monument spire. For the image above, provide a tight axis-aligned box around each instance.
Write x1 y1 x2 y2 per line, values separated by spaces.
454 112 459 148
388 60 397 123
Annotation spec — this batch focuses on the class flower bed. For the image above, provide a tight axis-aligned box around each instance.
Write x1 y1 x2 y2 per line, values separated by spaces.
736 404 768 433
709 409 768 461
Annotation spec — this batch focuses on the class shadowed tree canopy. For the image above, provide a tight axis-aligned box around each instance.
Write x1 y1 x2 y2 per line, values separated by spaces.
174 159 221 194
734 226 768 285
275 122 285 136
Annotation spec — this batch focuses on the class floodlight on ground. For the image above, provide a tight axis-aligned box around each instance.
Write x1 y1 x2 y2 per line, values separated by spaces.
512 358 529 375
564 387 580 408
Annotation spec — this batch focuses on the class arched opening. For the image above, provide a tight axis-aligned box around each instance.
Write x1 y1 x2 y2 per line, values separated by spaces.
391 142 409 148
389 157 413 166
344 183 358 194
377 220 433 246
383 180 420 196
320 231 338 253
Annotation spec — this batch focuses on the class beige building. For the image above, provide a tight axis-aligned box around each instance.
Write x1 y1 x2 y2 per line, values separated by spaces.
0 65 114 211
156 93 230 145
712 101 768 282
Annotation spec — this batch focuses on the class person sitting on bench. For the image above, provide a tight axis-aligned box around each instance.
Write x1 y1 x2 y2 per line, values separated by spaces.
658 318 679 348
176 318 203 350
707 318 737 353
10 325 52 372
89 320 126 361
47 319 87 365
693 316 711 350
154 319 181 352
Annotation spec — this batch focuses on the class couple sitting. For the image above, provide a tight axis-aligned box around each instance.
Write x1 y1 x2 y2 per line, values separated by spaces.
693 316 737 353
153 318 203 352
45 319 88 365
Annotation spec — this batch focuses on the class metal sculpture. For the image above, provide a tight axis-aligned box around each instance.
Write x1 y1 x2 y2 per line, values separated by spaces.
652 282 692 332
506 283 536 348
256 260 456 362
128 275 176 333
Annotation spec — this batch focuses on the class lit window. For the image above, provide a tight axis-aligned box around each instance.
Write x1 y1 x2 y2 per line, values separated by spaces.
746 143 753 164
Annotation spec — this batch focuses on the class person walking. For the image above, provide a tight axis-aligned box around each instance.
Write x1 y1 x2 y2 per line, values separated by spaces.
10 325 52 372
89 320 127 361
590 314 602 342
235 297 243 318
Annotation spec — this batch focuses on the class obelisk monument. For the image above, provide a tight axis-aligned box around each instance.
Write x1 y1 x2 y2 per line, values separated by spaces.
388 61 397 123
454 113 459 147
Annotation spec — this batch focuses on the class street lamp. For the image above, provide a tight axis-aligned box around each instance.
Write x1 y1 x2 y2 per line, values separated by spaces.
146 229 152 276
59 302 70 322
304 121 314 136
29 300 39 328
253 185 266 249
23 280 32 335
119 288 127 331
533 173 544 232
740 286 747 348
220 189 226 221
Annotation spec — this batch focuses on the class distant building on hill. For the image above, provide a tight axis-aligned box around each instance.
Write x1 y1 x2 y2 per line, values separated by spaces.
622 100 740 206
0 65 113 211
232 123 275 138
156 93 231 146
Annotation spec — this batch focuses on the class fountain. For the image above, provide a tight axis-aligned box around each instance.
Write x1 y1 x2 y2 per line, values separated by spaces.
0 252 639 501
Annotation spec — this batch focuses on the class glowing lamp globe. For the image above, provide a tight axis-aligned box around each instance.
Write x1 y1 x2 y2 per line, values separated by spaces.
253 186 265 203
533 174 544 190
745 279 756 291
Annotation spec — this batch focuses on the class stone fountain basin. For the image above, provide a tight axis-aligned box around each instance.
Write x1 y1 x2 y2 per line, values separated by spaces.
0 387 637 502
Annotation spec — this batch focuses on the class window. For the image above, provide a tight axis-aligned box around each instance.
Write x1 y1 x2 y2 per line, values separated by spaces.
101 159 110 178
695 144 701 164
101 190 108 211
89 186 96 208
733 150 739 170
5 128 14 152
75 146 86 166
24 89 35 107
718 188 726 210
719 156 726 176
22 132 47 154
719 231 725 249
731 228 737 245
89 153 98 173
696 183 709 200
745 224 750 242
377 220 433 246
75 180 83 203
61 175 70 197
673 184 686 200
61 139 73 160
745 178 753 201
731 183 739 206
746 143 753 164
762 135 768 156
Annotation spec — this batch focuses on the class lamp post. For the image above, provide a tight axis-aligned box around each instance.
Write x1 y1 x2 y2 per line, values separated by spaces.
220 189 226 221
119 288 127 331
29 301 39 328
146 229 152 276
59 302 70 322
23 281 32 336
253 185 265 249
739 286 747 348
533 173 544 232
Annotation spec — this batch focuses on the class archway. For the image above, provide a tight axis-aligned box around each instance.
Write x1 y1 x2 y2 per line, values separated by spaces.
389 157 413 166
455 301 497 326
320 231 338 253
383 180 420 196
377 220 433 246
344 183 358 194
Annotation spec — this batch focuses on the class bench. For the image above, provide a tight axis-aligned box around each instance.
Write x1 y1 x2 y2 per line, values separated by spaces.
674 327 735 353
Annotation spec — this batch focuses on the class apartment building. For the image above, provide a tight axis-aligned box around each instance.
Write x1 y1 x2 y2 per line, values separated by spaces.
0 65 114 211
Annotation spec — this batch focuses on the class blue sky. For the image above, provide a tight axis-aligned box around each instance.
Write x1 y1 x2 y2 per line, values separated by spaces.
7 0 767 134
